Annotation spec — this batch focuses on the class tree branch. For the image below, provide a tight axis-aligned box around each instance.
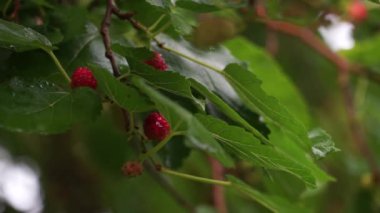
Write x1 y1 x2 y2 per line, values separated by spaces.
209 157 228 213
100 0 121 77
111 7 165 48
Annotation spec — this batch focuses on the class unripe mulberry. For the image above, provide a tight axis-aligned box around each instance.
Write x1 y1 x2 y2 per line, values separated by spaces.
121 161 143 177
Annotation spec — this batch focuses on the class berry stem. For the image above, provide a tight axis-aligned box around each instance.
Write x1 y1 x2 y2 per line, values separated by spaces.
354 78 368 118
139 132 184 162
139 136 170 161
148 14 166 32
128 112 135 135
161 46 223 74
150 21 171 38
161 167 231 186
116 70 130 81
46 50 71 83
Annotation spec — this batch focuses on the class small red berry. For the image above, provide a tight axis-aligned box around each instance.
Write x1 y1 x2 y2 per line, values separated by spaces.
143 112 171 142
71 67 97 89
347 1 367 23
145 52 168 71
121 161 143 177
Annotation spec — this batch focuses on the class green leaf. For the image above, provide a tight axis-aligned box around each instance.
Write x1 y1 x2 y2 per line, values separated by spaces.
368 0 380 5
51 6 89 41
133 66 193 99
342 34 380 72
118 1 169 30
158 35 270 137
170 8 197 35
0 19 53 52
309 128 340 160
161 135 191 169
114 46 194 99
195 205 216 213
84 113 133 174
156 35 237 104
262 170 306 201
228 176 310 213
1 50 58 80
0 78 101 134
113 46 205 111
190 79 268 143
91 66 153 112
132 76 233 167
224 37 311 127
145 0 173 8
176 0 220 12
30 0 54 8
269 124 334 183
196 114 316 187
58 23 127 73
223 64 310 150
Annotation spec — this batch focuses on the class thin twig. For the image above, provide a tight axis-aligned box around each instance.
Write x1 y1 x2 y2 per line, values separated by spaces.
145 162 196 212
161 167 231 186
112 8 165 47
338 68 380 183
100 0 120 77
101 0 129 132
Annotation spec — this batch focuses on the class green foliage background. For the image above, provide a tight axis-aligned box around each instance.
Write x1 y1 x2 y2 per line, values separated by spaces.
0 0 380 212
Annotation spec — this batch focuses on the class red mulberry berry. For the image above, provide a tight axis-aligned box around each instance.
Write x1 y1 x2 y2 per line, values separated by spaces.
70 67 97 89
145 52 168 71
143 112 171 142
348 1 367 23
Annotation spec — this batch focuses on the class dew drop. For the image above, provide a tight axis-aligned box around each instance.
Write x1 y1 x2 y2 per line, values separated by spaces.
22 28 37 41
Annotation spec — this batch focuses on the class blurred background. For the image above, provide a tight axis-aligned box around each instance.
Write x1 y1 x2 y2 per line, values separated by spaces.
1 0 380 212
